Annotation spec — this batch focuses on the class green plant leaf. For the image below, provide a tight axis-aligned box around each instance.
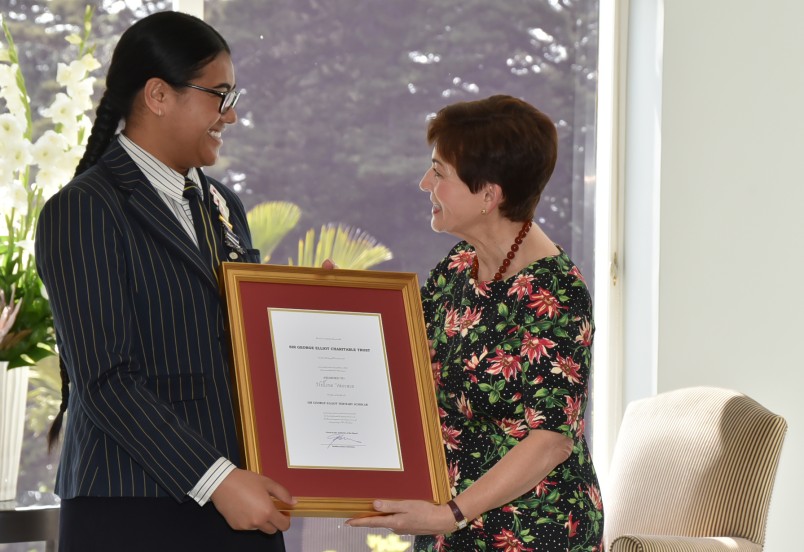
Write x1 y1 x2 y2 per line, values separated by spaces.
246 201 301 262
290 223 392 269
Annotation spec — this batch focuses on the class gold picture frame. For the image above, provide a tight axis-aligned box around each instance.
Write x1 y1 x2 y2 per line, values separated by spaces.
220 262 450 517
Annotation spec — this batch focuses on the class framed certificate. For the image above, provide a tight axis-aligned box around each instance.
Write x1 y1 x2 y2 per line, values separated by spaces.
220 263 450 518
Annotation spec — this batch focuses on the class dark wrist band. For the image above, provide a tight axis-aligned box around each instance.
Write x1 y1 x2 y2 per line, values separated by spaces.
446 499 468 531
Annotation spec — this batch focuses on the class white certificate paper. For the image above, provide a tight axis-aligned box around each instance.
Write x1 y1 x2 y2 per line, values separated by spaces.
267 308 403 470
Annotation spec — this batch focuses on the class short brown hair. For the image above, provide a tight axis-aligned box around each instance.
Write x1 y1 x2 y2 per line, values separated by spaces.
426 95 558 222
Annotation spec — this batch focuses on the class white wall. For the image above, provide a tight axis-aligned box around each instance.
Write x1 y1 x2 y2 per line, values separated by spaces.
624 1 804 550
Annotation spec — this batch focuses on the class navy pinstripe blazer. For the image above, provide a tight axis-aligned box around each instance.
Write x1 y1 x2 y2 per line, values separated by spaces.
35 138 260 501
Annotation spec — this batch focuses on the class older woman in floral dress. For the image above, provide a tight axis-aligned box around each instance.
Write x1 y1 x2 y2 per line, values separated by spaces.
349 95 604 551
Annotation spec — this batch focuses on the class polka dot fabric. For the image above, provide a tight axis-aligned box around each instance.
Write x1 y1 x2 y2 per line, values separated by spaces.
415 242 604 552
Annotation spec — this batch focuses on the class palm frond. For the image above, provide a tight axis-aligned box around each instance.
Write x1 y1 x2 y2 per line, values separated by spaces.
290 224 393 270
246 201 302 263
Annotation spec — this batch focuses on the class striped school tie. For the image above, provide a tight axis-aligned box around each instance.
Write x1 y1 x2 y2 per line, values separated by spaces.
183 178 221 278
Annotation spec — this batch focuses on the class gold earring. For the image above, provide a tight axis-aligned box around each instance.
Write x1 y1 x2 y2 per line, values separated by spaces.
481 208 487 215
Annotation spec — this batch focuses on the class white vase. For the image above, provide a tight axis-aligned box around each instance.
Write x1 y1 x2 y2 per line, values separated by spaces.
0 361 29 501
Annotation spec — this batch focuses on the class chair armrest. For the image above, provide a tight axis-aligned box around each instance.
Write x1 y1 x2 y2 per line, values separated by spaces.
610 535 761 552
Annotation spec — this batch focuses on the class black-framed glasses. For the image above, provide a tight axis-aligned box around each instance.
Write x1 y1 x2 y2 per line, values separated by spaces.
180 83 241 114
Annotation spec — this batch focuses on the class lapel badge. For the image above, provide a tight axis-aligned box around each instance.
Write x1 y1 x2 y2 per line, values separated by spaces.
223 226 246 256
208 184 231 221
209 183 246 259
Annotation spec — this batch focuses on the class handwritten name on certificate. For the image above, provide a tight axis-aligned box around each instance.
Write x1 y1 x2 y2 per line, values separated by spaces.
267 308 403 470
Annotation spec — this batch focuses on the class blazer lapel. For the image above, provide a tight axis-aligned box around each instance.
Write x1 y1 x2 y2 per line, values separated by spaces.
195 170 227 264
98 140 219 292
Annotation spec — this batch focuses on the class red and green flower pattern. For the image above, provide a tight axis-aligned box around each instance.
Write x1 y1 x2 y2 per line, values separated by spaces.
415 242 604 552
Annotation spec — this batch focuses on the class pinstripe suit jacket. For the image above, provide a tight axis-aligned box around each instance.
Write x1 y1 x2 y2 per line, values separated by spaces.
35 138 259 501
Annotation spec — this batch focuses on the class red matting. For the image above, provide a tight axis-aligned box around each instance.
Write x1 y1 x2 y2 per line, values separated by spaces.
238 280 434 501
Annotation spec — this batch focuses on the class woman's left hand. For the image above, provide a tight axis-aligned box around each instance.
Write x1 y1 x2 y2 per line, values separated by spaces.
346 499 456 535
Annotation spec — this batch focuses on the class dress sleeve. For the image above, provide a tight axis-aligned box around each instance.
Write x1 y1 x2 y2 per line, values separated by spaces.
420 242 470 340
516 264 594 442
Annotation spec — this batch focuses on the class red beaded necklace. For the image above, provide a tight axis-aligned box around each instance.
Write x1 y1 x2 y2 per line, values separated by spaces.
471 220 533 281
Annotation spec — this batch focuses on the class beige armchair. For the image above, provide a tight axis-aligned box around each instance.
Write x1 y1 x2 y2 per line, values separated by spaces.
604 387 787 552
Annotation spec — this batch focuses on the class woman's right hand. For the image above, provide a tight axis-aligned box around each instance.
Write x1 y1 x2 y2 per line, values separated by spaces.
210 468 295 534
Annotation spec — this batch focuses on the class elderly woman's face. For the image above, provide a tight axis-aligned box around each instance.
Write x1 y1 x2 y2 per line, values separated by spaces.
419 148 484 237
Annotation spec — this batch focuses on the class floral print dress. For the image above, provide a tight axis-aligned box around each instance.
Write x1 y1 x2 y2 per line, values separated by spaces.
415 242 604 552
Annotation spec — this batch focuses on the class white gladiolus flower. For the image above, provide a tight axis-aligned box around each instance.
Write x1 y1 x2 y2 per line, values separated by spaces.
33 165 71 199
31 130 69 167
58 119 79 146
58 117 91 154
36 180 63 201
4 137 33 172
62 121 91 154
78 53 101 74
15 238 36 265
56 60 87 88
56 62 80 87
0 158 9 178
0 66 28 128
62 144 85 171
2 90 28 125
3 88 25 108
1 10 98 368
66 76 95 111
0 62 16 88
8 179 29 213
0 165 13 201
75 115 92 141
51 144 82 175
59 112 89 143
0 112 26 141
41 92 84 127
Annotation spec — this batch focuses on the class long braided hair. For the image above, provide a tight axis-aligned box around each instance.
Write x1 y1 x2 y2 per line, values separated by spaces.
48 11 231 450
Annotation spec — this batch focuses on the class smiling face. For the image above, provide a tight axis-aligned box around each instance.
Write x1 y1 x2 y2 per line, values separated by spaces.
419 148 485 239
162 52 237 173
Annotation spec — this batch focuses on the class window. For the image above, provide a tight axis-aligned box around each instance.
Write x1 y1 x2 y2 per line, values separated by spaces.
204 0 599 289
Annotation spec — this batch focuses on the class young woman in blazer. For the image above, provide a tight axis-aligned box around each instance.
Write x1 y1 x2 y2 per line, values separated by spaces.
36 11 293 551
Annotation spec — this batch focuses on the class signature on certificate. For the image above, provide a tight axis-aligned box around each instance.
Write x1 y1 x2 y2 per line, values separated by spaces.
323 432 365 448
